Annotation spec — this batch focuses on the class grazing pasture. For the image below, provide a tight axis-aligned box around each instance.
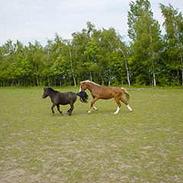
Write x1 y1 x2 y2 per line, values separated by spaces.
0 87 182 183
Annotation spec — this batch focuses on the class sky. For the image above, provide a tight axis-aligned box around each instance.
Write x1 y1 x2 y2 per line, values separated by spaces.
0 0 183 45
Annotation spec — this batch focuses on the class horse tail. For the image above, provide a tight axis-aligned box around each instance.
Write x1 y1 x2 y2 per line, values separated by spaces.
76 91 88 103
121 87 130 102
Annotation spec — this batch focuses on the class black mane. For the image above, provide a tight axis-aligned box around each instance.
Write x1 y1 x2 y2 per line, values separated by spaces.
45 87 58 93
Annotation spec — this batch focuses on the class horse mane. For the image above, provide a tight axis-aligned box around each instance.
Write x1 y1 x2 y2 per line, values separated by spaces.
45 87 58 93
81 80 101 87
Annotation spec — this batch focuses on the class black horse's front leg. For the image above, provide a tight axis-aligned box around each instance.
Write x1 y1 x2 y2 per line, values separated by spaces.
67 104 74 116
51 104 55 114
57 105 63 115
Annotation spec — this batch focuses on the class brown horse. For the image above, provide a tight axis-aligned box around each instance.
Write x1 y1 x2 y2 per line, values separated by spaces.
79 80 133 114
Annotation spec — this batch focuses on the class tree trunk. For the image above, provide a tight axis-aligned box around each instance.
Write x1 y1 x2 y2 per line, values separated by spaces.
68 44 77 87
180 69 183 86
152 72 156 87
120 48 131 86
73 75 77 87
181 56 183 86
101 75 104 85
89 72 92 81
125 60 131 86
108 79 111 86
36 76 39 86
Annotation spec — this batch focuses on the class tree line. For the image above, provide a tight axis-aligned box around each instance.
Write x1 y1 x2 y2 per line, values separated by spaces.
0 0 183 87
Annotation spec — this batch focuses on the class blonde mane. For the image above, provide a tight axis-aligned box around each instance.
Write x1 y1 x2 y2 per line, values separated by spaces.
81 80 101 86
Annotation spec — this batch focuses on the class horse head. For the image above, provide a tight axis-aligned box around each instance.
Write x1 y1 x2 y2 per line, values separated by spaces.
42 87 53 98
79 80 89 91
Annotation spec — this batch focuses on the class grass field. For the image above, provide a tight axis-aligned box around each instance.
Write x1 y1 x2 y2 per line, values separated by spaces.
0 87 183 183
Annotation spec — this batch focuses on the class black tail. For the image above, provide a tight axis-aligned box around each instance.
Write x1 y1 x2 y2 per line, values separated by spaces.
76 91 88 103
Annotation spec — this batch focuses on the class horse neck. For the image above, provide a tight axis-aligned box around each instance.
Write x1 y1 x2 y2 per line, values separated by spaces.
48 89 58 98
87 82 100 92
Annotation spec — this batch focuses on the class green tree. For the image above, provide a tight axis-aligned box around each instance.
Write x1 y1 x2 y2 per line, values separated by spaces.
128 0 162 86
160 4 183 85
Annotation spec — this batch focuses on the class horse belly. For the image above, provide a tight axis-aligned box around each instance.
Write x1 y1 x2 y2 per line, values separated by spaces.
60 93 77 105
99 92 113 99
100 96 113 99
53 95 68 105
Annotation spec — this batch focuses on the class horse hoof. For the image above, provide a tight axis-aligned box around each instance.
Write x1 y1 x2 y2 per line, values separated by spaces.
88 110 91 114
93 106 98 111
67 112 72 116
114 111 119 115
127 105 133 112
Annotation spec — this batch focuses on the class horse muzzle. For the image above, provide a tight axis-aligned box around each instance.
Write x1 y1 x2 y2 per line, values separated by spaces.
42 95 47 98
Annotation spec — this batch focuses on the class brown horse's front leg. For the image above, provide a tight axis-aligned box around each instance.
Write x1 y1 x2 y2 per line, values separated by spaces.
92 95 98 111
88 97 98 113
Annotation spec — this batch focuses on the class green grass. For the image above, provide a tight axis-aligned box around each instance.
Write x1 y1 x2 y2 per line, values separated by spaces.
0 87 183 183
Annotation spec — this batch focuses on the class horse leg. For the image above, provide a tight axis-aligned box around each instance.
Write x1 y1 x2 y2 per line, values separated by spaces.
114 97 121 114
92 95 98 111
57 105 63 115
51 104 56 114
120 97 133 112
67 104 74 116
88 97 98 113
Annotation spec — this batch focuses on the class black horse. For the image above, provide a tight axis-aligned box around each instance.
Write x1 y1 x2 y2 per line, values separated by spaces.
42 87 88 115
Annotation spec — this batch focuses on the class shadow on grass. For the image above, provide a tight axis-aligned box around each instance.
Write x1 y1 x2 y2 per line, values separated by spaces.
46 109 133 117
